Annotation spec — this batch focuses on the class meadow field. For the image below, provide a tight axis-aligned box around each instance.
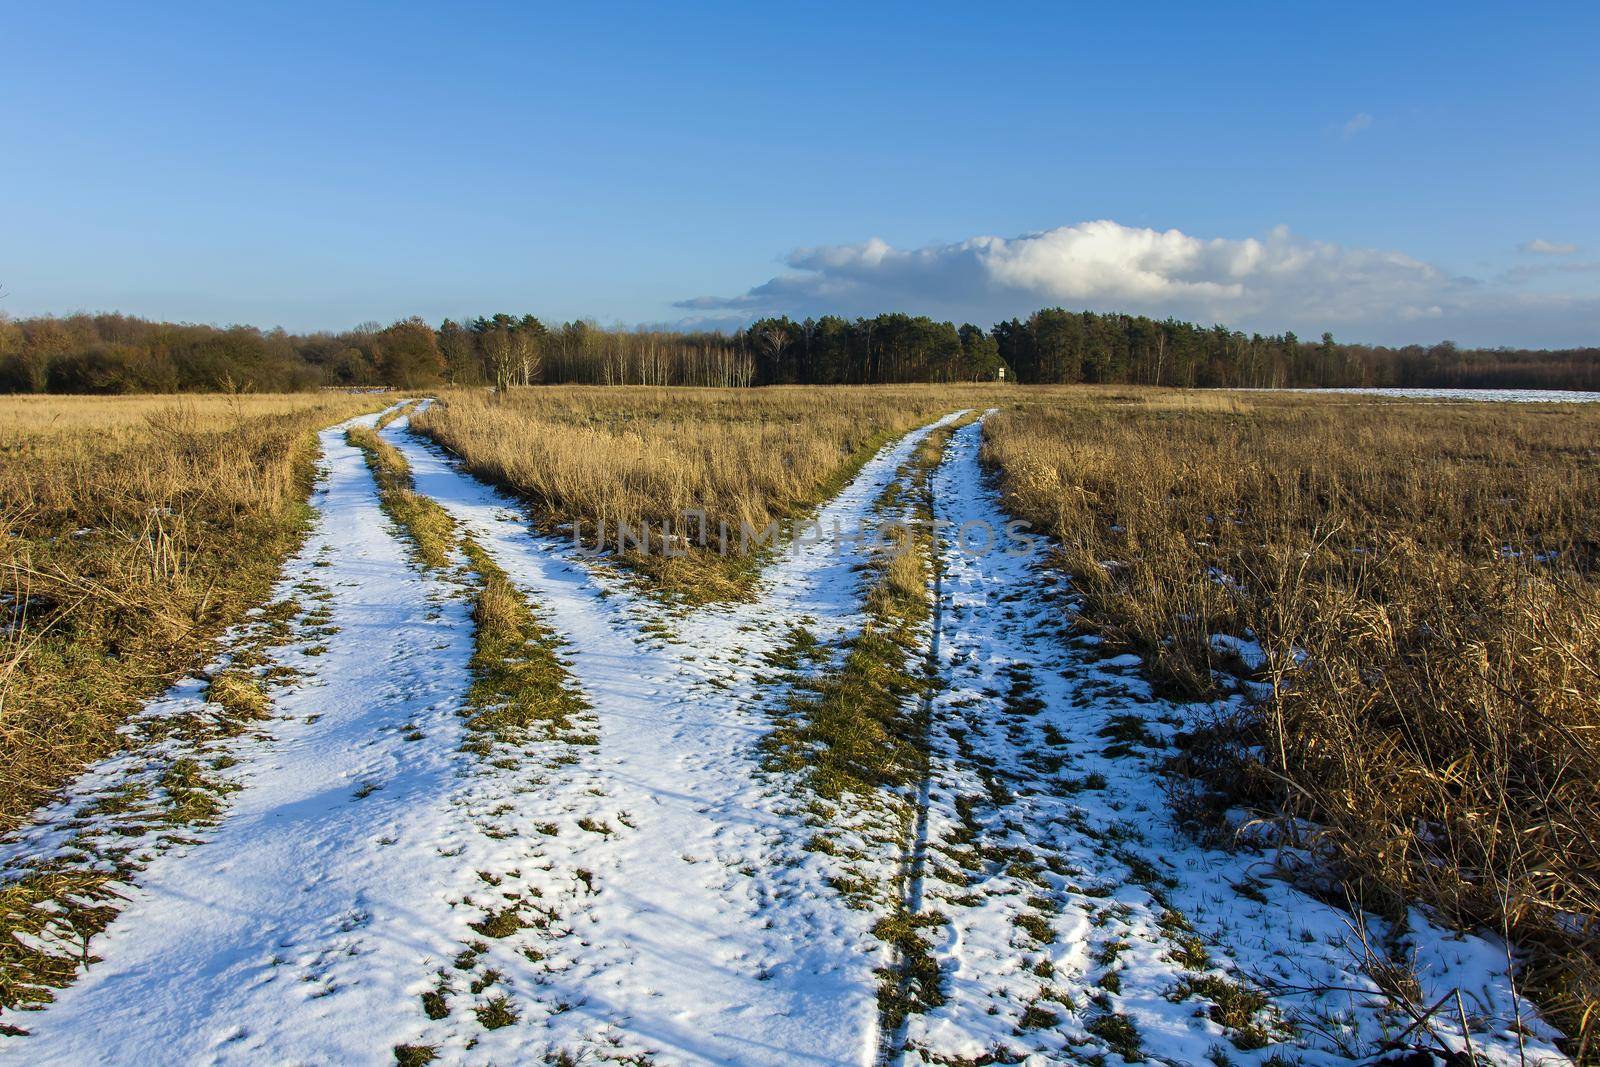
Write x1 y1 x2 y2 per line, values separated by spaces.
0 385 1593 1065
0 392 387 828
409 385 1014 599
984 390 1600 1056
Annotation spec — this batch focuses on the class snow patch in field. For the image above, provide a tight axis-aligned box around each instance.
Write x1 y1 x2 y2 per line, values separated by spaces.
1261 387 1600 403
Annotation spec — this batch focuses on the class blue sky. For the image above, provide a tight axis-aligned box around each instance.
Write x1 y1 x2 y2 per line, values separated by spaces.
2 1 1596 345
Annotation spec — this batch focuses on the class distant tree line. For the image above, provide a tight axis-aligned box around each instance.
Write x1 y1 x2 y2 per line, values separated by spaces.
741 314 1003 384
1 308 1595 394
988 309 1600 390
0 313 446 394
441 316 754 388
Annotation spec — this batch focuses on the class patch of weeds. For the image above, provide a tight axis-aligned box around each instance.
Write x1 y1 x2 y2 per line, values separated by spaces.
1168 933 1212 971
461 540 591 749
1361 944 1424 1007
1019 1002 1061 1030
470 907 523 939
1118 851 1174 890
1170 974 1292 1050
766 625 824 672
0 870 122 1012
394 1044 439 1066
421 984 451 1020
1098 714 1157 758
805 834 838 855
206 670 272 721
1042 985 1078 1011
873 908 949 1031
1094 940 1126 967
85 782 149 818
764 625 926 799
475 994 518 1030
1231 878 1268 904
1085 1009 1143 1061
1158 907 1212 970
158 757 232 825
1014 911 1056 944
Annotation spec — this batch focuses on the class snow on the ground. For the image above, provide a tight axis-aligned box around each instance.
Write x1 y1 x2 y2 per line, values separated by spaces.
1 408 494 1064
1 403 1573 1067
378 411 960 1065
899 416 1570 1066
1256 387 1600 403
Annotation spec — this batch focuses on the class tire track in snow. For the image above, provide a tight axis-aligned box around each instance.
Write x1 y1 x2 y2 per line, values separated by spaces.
384 412 963 1066
3 408 497 1065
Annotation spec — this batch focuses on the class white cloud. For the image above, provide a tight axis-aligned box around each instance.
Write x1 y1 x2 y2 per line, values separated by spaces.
678 221 1600 346
1520 238 1579 255
1341 112 1374 138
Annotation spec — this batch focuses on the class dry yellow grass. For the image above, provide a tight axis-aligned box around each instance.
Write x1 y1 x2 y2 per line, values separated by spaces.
413 385 1008 599
0 393 382 442
0 391 387 832
983 387 1600 1056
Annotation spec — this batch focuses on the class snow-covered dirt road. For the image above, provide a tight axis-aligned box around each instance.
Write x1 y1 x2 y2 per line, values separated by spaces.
895 417 1567 1066
0 407 1572 1066
2 408 485 1063
377 413 966 1065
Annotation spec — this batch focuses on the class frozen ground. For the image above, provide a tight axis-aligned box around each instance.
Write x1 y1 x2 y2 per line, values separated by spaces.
0 406 1573 1065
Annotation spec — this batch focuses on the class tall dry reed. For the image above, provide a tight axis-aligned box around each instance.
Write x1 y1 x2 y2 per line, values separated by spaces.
984 388 1600 1056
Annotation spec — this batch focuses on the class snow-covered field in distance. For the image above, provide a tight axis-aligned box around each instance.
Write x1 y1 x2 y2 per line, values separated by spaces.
1250 386 1600 403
